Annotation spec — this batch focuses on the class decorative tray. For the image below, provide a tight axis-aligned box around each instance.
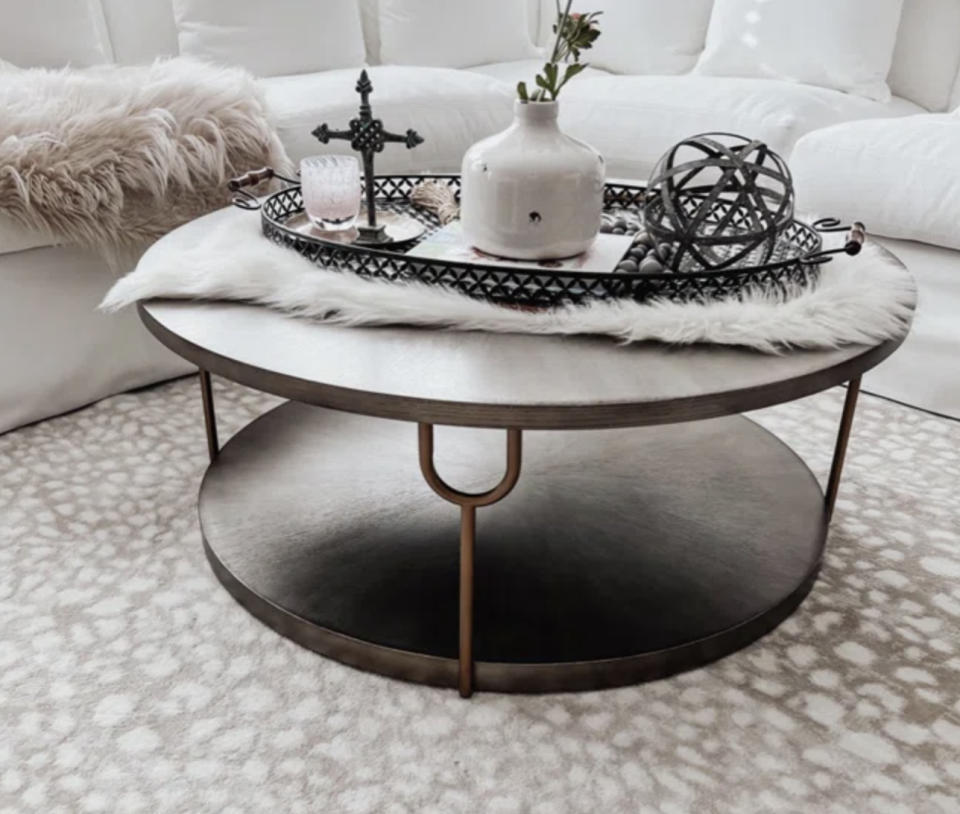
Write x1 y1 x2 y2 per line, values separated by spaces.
230 171 862 309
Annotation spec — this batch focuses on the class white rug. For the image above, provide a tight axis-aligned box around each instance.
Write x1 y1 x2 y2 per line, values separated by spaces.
102 207 916 354
1 378 958 813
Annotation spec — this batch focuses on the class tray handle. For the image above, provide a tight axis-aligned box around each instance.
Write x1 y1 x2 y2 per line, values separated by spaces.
802 219 867 265
228 167 299 211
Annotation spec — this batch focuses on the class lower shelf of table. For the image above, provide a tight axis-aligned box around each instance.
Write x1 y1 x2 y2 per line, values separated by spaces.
198 402 827 693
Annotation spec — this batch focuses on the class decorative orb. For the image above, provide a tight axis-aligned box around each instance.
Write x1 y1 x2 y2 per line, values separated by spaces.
643 133 795 273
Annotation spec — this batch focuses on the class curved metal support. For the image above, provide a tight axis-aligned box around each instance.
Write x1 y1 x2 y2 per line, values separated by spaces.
418 424 522 697
419 425 522 507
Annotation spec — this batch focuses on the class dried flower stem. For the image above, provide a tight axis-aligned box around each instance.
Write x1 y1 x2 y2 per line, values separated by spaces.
517 2 602 103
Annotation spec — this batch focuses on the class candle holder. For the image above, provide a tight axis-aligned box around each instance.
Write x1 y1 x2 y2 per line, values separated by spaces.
300 156 361 232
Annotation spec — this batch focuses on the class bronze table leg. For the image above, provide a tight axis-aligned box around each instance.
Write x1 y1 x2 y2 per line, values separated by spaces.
199 369 220 463
418 424 522 697
825 377 862 522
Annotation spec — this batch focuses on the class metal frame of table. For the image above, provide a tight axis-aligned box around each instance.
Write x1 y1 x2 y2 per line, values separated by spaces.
187 355 865 699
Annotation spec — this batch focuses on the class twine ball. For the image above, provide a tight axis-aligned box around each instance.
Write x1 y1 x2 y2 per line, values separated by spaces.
643 133 795 273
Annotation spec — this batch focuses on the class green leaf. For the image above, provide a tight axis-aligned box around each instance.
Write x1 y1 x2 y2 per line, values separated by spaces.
544 2 603 98
517 81 529 102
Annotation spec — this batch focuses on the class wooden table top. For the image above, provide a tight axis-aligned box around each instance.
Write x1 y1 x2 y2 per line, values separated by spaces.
140 292 910 429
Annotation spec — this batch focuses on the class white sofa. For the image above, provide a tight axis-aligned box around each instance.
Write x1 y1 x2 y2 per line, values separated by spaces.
1 0 958 434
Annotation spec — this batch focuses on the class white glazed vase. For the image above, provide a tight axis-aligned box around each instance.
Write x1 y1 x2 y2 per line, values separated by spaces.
460 100 605 260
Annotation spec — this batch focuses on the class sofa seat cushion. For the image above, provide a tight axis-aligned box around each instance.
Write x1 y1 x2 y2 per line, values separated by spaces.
792 114 960 251
468 59 611 86
560 75 925 181
261 67 514 171
0 215 58 257
865 238 960 419
0 245 192 434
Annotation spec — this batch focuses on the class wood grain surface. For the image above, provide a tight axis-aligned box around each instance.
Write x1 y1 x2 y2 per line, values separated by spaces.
141 296 908 430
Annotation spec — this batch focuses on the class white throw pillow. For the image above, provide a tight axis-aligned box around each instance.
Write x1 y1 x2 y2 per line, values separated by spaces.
379 0 538 68
887 0 960 111
0 0 113 68
541 0 713 75
173 0 366 77
792 115 960 251
694 0 905 102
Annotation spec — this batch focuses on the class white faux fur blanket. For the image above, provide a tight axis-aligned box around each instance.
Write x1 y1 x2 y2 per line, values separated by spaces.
0 58 290 250
102 207 915 353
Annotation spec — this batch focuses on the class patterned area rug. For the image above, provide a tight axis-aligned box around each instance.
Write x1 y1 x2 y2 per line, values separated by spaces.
1 378 958 814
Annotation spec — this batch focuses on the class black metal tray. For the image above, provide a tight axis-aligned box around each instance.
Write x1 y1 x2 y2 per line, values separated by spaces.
231 172 862 309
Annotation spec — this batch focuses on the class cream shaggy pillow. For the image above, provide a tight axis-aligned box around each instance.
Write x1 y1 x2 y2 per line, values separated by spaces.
0 58 290 249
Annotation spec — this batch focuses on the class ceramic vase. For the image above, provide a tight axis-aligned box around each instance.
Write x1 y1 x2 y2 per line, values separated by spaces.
460 100 605 260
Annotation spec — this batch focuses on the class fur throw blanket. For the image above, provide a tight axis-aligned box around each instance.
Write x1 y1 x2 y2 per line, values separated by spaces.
0 58 290 250
102 207 916 354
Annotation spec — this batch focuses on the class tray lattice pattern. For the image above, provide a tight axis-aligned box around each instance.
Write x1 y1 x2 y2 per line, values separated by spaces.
260 174 820 308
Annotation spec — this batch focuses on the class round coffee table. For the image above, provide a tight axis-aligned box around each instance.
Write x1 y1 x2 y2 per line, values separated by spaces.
139 262 912 697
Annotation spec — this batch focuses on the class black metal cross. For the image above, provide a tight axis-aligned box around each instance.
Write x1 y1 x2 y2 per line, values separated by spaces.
312 70 424 244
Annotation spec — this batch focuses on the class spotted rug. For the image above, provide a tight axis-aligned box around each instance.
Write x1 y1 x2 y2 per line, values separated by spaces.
0 378 958 814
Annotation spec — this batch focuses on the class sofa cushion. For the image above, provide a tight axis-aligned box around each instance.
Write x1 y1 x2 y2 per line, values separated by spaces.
378 0 538 68
261 67 514 170
694 0 904 103
0 0 113 68
358 0 382 65
101 0 180 65
791 115 960 251
0 216 58 257
173 0 366 77
888 0 960 111
0 245 193 435
542 0 713 76
560 75 924 181
468 60 610 86
365 0 543 64
864 238 960 419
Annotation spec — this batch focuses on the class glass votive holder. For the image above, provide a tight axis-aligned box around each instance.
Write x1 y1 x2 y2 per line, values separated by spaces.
300 155 362 231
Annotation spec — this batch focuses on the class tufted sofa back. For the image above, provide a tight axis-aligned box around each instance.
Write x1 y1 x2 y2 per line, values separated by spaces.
99 0 179 64
886 0 960 112
7 0 960 111
97 0 543 66
534 0 960 112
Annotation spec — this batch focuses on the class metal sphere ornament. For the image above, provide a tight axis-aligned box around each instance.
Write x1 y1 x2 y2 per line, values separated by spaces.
643 133 796 273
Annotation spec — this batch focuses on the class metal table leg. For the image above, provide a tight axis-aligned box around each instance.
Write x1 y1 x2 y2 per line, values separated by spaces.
825 377 862 521
418 424 522 697
199 370 220 463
